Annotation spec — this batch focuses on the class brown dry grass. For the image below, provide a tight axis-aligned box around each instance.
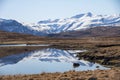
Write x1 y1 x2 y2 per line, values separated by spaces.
0 68 119 80
77 46 120 67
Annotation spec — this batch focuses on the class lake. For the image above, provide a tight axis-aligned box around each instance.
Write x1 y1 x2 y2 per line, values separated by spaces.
0 44 49 47
0 48 109 75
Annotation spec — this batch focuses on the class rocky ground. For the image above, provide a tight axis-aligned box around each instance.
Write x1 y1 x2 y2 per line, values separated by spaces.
77 46 120 67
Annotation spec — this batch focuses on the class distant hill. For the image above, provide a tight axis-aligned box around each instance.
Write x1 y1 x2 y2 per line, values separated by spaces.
0 30 45 43
48 26 120 38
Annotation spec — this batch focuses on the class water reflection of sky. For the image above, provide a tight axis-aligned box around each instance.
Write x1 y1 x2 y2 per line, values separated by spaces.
0 48 109 75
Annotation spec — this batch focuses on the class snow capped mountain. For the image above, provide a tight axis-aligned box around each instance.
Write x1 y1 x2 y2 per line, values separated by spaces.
0 12 120 36
0 19 47 36
37 12 120 34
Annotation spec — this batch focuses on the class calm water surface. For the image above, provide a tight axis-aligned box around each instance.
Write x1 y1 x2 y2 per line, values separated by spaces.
0 44 49 47
0 48 109 75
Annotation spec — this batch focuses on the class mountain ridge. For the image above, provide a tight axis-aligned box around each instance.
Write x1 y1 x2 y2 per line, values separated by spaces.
48 26 120 38
0 12 120 36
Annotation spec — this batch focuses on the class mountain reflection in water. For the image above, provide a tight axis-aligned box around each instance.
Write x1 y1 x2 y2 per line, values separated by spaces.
0 48 108 75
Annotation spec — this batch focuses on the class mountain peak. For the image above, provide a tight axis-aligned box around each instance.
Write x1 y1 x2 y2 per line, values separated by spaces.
86 12 92 17
71 12 93 19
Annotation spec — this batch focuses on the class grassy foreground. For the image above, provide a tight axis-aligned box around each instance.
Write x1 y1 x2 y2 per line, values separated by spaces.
0 68 120 80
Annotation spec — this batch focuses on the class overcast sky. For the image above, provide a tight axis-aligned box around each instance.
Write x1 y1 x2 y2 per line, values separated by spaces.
0 0 120 23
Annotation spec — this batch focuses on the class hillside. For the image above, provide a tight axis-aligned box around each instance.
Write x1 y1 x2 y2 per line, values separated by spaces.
0 30 45 44
48 26 120 38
